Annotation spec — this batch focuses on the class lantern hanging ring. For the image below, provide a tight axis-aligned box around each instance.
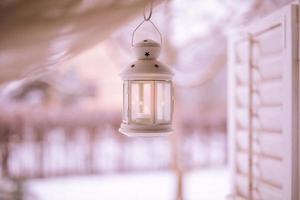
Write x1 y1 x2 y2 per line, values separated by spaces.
131 1 162 46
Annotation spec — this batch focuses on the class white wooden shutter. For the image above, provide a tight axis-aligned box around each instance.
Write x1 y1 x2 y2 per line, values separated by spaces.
228 4 299 200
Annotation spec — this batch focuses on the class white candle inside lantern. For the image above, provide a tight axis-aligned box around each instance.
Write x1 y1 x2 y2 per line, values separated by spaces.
131 82 152 124
136 112 151 123
136 100 151 123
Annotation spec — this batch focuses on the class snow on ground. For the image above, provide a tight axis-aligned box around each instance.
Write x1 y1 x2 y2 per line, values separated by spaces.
27 167 229 200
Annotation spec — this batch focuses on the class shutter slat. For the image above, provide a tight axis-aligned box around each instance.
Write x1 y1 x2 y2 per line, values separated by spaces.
236 174 284 200
236 152 284 187
236 130 284 159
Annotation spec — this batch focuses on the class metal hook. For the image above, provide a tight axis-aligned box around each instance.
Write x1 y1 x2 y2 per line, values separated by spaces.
143 1 153 21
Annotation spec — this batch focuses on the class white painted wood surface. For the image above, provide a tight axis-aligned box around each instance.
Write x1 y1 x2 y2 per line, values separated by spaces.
228 3 299 200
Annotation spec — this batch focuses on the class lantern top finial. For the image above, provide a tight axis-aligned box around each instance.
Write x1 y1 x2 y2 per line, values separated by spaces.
134 39 161 60
135 39 160 47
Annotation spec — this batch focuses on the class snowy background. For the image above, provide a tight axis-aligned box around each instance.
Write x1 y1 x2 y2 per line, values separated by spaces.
27 168 229 200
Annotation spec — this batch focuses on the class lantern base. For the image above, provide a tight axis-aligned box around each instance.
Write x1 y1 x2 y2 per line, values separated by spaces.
119 123 173 137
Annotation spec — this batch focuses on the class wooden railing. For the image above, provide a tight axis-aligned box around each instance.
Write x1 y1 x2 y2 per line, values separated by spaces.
0 105 226 180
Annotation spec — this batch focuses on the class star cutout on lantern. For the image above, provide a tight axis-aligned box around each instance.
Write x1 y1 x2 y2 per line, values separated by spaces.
145 52 150 56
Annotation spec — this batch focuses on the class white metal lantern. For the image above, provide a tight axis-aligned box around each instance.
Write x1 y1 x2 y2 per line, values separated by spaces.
119 39 174 137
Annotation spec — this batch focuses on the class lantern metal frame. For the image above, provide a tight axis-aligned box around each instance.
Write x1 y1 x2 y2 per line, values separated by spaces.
122 80 174 124
119 40 174 137
120 78 174 136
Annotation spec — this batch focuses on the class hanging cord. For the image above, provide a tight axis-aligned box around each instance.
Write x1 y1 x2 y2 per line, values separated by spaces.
131 1 162 46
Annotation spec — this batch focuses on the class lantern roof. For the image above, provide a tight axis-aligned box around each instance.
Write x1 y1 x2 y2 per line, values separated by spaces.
120 60 173 80
120 38 174 80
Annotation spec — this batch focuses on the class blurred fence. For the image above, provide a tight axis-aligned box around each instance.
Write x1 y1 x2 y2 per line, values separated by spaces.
0 104 226 180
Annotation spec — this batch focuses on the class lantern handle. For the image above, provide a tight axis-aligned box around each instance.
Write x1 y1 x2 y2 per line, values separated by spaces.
131 1 162 46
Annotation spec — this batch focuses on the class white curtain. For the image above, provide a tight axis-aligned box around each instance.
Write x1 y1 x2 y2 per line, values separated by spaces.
0 0 160 83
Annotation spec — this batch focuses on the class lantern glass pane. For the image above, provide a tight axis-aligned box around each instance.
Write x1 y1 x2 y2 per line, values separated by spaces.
156 81 171 123
131 81 153 124
123 81 128 123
